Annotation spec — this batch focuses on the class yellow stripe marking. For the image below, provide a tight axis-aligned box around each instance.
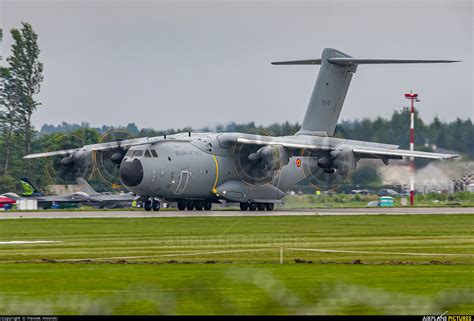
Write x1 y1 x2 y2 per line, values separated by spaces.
212 154 219 194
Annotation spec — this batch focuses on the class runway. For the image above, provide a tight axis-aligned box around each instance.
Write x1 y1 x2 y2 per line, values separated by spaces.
1 207 473 219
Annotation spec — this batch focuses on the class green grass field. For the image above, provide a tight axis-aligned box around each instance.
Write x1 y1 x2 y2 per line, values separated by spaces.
0 214 473 314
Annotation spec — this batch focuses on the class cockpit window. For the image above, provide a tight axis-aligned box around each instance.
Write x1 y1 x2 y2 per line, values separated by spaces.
150 149 158 157
145 150 151 157
125 150 133 157
133 150 144 157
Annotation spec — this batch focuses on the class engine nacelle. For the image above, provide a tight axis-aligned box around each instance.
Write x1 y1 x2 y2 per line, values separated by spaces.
248 145 290 170
331 149 356 174
111 150 126 165
301 148 356 190
60 149 92 176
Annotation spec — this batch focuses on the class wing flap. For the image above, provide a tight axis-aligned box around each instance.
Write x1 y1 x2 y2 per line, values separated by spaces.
353 147 458 160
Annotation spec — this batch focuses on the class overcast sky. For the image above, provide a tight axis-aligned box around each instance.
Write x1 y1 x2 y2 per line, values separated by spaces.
1 0 472 131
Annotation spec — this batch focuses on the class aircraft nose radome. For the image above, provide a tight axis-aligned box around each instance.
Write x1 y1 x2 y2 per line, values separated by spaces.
119 159 144 187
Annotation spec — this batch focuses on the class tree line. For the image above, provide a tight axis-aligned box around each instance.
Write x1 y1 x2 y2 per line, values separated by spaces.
39 112 473 157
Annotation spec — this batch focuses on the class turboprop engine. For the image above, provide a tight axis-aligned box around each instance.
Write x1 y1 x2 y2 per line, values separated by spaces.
237 144 290 185
57 150 92 180
304 148 356 189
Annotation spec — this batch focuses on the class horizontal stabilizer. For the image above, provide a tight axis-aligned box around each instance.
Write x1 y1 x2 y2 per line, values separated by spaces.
327 58 460 65
272 58 459 66
272 59 321 65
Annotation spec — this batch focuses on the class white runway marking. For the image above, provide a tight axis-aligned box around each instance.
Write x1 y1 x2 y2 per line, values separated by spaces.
0 241 62 245
53 248 274 262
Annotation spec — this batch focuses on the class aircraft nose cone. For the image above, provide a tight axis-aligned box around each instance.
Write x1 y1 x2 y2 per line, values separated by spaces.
119 159 143 187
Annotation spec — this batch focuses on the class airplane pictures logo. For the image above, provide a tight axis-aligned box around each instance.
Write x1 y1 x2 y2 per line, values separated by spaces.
422 315 471 321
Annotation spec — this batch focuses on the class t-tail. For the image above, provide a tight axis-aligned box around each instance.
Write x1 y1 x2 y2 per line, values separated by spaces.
19 178 43 197
272 48 459 137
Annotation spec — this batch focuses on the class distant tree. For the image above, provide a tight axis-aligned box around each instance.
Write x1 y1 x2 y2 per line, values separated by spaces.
0 67 24 175
7 22 44 166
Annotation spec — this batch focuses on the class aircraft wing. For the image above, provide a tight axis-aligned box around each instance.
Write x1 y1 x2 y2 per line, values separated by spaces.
23 137 161 159
35 195 88 202
88 194 139 202
235 137 458 160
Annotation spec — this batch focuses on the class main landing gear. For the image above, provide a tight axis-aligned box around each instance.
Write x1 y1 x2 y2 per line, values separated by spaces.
144 198 161 211
177 200 213 211
240 202 274 211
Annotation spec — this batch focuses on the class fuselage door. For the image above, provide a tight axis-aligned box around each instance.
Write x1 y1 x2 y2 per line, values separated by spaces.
174 170 190 194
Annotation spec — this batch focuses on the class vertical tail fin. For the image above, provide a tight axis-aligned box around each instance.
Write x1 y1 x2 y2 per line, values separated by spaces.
20 178 42 196
76 177 100 196
272 48 459 137
273 48 356 136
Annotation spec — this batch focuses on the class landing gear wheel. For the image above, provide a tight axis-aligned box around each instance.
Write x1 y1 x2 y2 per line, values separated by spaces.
257 203 266 211
177 201 186 211
248 203 257 211
186 202 195 211
144 200 152 211
195 201 203 211
240 203 249 211
265 203 274 211
152 200 161 211
204 201 212 211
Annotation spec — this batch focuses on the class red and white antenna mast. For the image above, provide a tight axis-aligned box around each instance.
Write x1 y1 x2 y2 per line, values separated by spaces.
405 91 419 206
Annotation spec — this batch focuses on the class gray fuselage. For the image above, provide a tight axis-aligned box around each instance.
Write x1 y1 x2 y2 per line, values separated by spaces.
118 132 394 204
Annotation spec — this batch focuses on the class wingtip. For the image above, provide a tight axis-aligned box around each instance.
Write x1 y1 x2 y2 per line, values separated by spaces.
444 154 460 159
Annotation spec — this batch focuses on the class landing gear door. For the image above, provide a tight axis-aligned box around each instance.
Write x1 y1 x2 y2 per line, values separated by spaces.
174 170 190 194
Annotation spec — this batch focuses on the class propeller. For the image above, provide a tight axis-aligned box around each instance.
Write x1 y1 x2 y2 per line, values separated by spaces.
232 130 288 186
44 133 92 184
93 129 135 187
300 146 356 190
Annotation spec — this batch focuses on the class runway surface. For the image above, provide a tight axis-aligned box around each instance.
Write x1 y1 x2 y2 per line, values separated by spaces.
1 207 473 219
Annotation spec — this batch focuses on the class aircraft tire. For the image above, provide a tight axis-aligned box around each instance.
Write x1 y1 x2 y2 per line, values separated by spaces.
248 203 257 211
239 203 249 211
204 201 212 211
195 202 203 211
152 200 161 211
177 202 186 211
144 200 152 211
186 202 195 211
265 203 274 211
257 203 266 211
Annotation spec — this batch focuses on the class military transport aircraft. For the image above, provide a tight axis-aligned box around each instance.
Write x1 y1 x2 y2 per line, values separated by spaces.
24 48 459 211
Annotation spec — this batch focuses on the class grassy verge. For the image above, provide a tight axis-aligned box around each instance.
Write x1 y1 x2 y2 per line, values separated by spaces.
0 214 472 314
0 264 472 315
